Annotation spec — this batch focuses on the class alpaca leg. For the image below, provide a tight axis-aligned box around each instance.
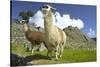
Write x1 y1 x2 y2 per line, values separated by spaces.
32 45 35 54
38 44 41 51
31 42 35 54
50 50 52 60
60 45 64 58
55 45 59 60
32 49 34 54
47 50 52 60
55 51 58 60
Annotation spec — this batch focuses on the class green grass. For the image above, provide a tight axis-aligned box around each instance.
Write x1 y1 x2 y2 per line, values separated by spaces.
11 43 96 65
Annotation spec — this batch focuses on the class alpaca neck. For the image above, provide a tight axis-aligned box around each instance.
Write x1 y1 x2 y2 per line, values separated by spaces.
24 23 30 33
44 11 55 33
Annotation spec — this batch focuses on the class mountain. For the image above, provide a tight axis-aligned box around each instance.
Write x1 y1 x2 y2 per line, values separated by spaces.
63 26 96 49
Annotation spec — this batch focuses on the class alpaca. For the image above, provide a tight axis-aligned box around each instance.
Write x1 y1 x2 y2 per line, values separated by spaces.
23 22 47 54
40 5 66 60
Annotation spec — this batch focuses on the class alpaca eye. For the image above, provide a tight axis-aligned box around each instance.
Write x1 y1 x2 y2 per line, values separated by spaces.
43 6 48 8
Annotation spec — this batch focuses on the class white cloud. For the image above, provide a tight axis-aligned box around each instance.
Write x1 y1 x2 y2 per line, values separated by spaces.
87 28 96 38
29 10 44 28
55 12 84 29
29 10 84 29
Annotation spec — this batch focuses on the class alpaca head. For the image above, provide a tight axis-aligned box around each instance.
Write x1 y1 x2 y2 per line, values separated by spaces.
40 5 56 16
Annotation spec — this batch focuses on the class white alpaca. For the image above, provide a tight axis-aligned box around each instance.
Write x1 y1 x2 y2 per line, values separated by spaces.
40 5 66 60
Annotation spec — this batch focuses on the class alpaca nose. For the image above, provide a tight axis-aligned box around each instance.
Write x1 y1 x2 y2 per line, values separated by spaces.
42 10 47 14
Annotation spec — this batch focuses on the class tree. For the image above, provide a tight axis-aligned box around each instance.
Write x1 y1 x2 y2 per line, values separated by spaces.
19 10 34 23
14 19 20 24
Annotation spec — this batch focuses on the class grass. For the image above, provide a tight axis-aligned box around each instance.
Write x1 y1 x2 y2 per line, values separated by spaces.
11 43 96 66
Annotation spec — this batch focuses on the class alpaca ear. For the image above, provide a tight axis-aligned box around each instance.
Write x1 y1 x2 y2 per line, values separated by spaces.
51 8 56 14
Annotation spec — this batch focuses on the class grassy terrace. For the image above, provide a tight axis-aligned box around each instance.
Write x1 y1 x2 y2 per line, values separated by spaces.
11 43 96 66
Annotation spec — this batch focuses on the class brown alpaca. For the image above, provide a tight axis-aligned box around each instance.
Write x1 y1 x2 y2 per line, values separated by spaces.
23 22 47 54
41 5 66 60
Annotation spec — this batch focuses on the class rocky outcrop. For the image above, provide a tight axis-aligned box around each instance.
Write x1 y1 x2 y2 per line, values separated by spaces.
63 26 96 49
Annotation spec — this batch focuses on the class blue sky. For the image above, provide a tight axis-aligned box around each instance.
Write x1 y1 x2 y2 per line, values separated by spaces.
11 1 96 38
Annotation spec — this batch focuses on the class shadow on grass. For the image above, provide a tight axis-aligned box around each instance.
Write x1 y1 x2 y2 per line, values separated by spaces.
11 53 50 66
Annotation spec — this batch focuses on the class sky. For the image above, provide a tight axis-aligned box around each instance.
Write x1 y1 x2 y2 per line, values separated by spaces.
11 1 96 38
